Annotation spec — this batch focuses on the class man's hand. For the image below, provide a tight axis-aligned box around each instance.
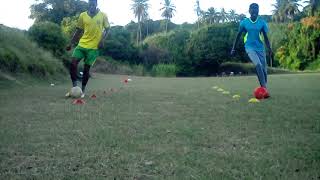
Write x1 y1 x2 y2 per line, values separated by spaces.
230 48 236 56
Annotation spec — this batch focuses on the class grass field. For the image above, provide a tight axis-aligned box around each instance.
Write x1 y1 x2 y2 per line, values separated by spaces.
0 73 319 179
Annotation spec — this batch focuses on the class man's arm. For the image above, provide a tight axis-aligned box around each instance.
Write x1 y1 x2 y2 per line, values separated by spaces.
66 28 83 51
261 29 273 57
231 27 246 56
98 27 110 49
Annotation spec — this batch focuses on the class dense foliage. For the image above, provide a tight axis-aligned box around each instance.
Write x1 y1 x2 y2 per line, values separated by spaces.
2 0 319 78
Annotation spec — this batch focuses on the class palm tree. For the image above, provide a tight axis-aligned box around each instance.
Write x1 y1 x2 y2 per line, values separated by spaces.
160 0 176 33
272 0 301 22
204 7 217 24
304 0 320 16
143 14 150 37
219 8 228 23
285 0 301 21
131 0 149 45
237 14 247 22
228 9 237 22
194 0 202 29
272 0 285 22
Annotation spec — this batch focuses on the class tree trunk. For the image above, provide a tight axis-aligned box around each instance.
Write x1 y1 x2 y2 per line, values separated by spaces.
166 19 168 33
197 18 200 29
139 22 142 44
146 20 149 37
136 25 139 46
311 6 315 16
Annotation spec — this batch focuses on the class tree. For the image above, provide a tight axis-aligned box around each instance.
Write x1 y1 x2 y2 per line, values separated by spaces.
228 9 237 22
272 0 284 22
160 0 176 33
100 26 141 64
304 0 320 16
131 0 149 45
219 8 228 23
143 14 150 37
28 21 67 57
272 0 301 22
285 0 301 21
237 14 247 22
30 0 88 24
194 0 202 29
204 7 217 24
186 24 247 75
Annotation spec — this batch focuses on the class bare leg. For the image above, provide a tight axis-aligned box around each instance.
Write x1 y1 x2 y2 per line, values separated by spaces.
82 64 91 93
70 58 80 87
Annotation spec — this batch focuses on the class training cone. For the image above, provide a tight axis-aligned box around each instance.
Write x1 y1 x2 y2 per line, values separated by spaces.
72 99 85 105
91 94 97 99
212 86 218 89
222 91 230 95
232 95 241 99
248 98 260 103
217 88 224 92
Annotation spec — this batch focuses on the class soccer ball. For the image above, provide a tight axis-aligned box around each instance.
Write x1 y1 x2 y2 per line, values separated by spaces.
254 87 269 99
70 86 82 98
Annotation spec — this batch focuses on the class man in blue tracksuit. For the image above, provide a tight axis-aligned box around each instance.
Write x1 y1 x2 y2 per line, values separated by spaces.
231 3 273 95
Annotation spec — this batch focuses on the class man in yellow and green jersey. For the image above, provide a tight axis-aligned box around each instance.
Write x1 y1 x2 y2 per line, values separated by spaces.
66 0 109 98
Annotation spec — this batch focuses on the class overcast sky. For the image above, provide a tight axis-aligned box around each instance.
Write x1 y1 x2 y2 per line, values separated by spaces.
0 0 279 30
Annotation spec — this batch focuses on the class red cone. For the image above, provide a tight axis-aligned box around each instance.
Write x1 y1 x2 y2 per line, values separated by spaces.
72 99 85 105
91 94 97 99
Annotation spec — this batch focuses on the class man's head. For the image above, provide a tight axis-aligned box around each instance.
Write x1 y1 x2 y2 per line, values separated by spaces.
249 3 259 20
88 0 97 13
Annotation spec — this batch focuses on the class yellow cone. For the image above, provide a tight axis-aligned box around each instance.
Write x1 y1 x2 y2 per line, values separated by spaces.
217 88 224 92
222 91 230 94
248 98 260 103
232 95 240 99
212 86 219 89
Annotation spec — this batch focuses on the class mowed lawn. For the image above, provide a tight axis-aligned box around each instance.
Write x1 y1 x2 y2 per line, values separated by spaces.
0 73 319 179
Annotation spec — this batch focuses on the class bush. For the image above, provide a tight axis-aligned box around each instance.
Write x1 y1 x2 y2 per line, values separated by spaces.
269 23 288 67
91 57 145 76
100 26 141 64
186 23 248 76
275 16 320 70
151 64 177 77
28 21 68 57
143 29 191 75
61 15 78 39
0 26 66 77
139 45 171 68
306 55 320 70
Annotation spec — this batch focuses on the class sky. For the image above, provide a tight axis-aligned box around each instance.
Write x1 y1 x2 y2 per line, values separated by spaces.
0 0 278 30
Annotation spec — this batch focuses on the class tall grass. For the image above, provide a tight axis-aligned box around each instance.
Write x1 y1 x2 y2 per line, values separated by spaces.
0 25 67 77
151 63 177 77
91 57 146 76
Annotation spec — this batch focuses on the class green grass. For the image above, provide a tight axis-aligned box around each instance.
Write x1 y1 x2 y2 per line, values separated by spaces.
0 73 319 179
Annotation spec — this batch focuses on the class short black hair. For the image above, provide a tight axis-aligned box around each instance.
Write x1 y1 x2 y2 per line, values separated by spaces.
249 3 259 9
